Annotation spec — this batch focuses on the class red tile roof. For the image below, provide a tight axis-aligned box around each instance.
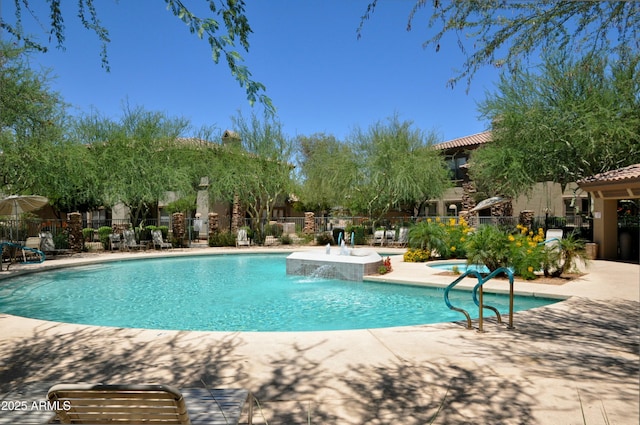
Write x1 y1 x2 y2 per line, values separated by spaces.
434 130 492 150
578 163 640 186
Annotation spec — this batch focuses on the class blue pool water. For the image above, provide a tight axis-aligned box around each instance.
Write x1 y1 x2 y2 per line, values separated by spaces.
0 254 557 332
428 262 492 274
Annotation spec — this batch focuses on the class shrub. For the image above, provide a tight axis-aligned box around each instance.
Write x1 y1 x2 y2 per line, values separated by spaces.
156 226 169 240
208 231 236 247
408 217 471 259
403 248 431 262
345 225 366 245
264 223 283 238
97 226 112 250
82 228 95 242
316 232 334 246
465 225 511 272
280 233 292 245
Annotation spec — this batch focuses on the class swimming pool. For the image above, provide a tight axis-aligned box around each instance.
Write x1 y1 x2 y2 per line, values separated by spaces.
0 254 557 331
428 261 493 274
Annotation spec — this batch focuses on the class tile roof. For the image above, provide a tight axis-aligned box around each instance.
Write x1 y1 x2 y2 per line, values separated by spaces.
578 163 640 186
434 130 492 150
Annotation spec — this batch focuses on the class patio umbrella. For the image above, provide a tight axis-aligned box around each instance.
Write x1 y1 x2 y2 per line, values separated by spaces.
470 196 507 212
0 195 49 240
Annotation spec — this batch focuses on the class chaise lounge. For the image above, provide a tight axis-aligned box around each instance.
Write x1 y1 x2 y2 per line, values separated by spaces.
46 383 252 424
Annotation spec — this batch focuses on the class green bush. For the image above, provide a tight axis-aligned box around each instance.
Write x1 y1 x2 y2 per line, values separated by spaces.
316 232 334 245
280 233 292 245
345 225 366 245
82 228 95 242
465 225 512 272
403 248 431 262
97 226 112 250
208 231 236 247
156 226 169 240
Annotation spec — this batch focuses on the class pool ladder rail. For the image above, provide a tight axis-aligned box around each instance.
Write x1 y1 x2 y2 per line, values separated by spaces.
443 267 515 332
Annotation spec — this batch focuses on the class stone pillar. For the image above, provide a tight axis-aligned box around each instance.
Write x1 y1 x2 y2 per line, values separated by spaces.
196 177 210 239
172 212 185 246
67 212 83 252
519 210 535 229
208 213 219 234
303 212 316 235
231 194 243 232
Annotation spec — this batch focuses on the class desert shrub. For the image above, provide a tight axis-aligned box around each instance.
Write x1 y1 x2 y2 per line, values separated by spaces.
403 248 431 262
280 233 292 245
97 226 112 250
82 228 95 242
264 223 283 238
345 225 366 245
316 232 334 245
156 226 169 240
208 231 236 247
465 225 511 272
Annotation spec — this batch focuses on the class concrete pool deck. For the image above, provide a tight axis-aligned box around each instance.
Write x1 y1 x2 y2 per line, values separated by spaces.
0 247 638 424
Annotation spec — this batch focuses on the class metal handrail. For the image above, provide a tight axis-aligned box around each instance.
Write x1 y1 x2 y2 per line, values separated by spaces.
443 266 515 331
472 267 515 332
443 270 484 329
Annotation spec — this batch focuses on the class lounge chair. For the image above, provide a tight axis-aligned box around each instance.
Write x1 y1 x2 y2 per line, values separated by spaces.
123 229 146 251
544 229 564 248
372 230 385 246
39 231 73 257
152 229 172 250
236 229 251 247
394 227 409 247
22 237 46 263
109 233 123 251
46 383 252 424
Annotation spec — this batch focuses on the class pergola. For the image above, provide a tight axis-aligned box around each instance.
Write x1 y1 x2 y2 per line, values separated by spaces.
578 164 640 260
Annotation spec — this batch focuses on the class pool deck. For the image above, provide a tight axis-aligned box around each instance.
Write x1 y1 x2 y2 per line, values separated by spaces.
0 247 638 424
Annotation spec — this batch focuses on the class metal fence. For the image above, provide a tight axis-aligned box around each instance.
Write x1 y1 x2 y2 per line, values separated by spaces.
1 214 596 246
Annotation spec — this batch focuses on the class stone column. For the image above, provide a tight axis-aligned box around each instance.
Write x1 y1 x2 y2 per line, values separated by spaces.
231 194 243 232
172 212 185 246
303 212 316 235
208 213 219 234
67 212 83 252
519 210 535 229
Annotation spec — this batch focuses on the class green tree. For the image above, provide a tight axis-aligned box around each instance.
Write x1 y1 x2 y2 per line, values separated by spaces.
221 112 294 234
470 52 640 197
2 0 273 112
295 133 352 214
345 116 450 224
360 1 639 89
0 44 66 198
75 106 197 224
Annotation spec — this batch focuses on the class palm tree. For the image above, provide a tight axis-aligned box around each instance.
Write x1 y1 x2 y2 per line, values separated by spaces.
544 232 590 277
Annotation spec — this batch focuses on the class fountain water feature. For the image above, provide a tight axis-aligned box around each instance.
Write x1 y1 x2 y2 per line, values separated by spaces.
286 245 383 281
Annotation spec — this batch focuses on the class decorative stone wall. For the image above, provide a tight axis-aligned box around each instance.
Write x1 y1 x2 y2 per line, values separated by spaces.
519 210 535 229
461 182 477 212
172 212 185 243
67 212 83 252
231 194 243 232
208 212 219 234
303 212 315 234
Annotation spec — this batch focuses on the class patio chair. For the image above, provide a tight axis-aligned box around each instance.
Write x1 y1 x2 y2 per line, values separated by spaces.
236 228 251 247
372 230 385 246
22 237 45 263
109 233 123 251
46 383 252 425
544 229 564 249
152 229 172 250
123 229 146 251
39 231 73 257
394 227 409 247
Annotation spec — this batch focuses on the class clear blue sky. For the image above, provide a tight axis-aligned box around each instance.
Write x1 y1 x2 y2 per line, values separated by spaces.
3 1 502 142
